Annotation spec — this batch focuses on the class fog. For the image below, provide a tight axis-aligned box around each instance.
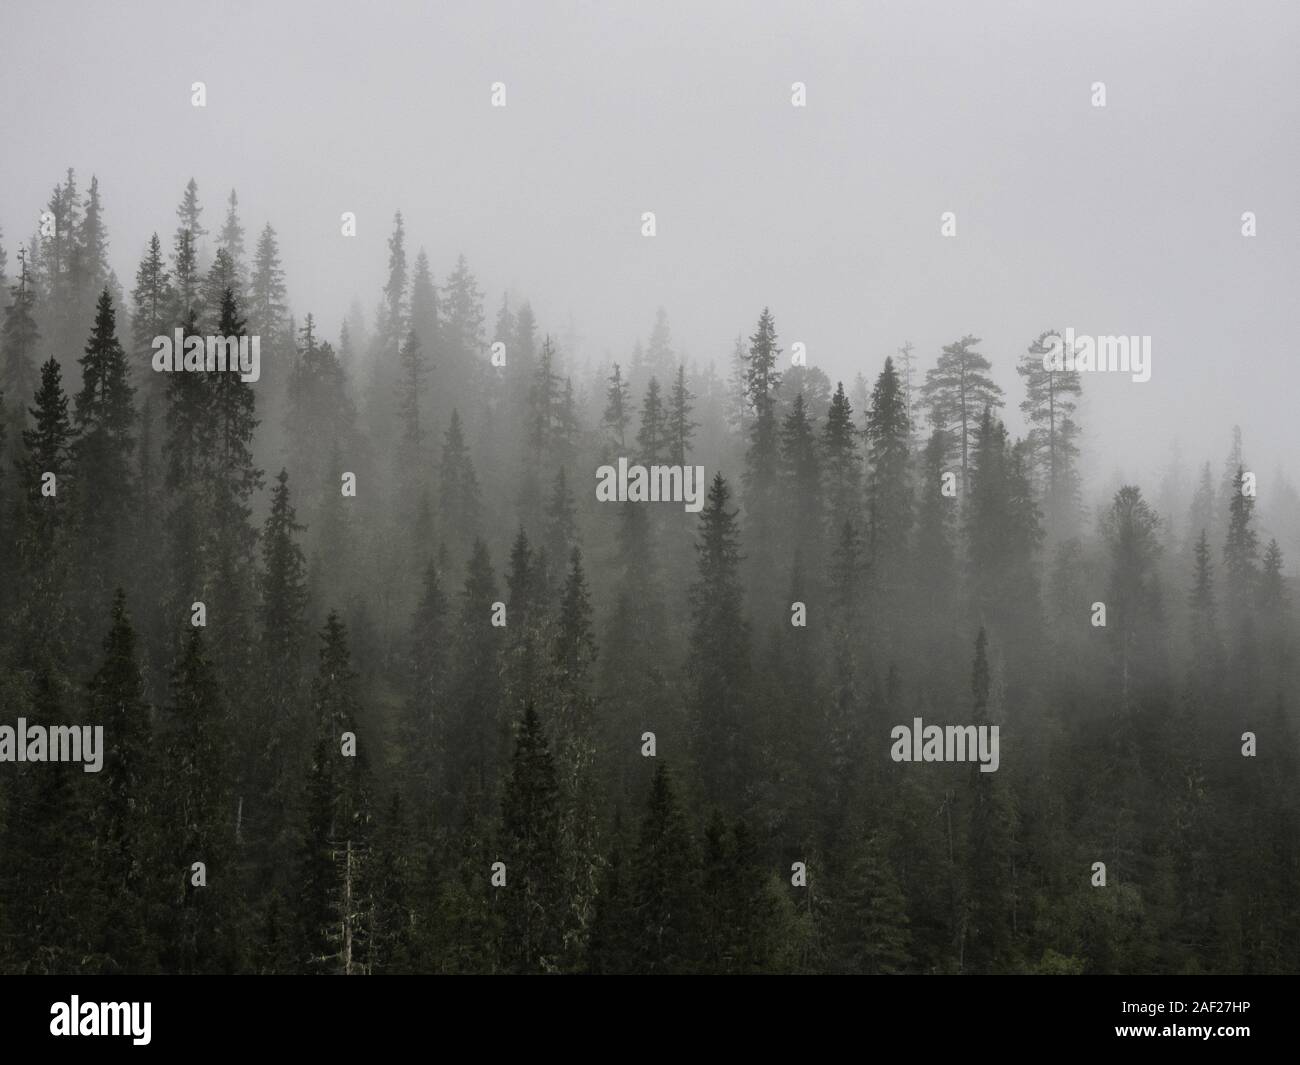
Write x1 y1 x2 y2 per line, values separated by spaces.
3 0 1295 499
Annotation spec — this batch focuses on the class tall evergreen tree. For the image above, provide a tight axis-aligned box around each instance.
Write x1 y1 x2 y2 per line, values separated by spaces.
499 704 566 972
667 363 698 466
602 362 631 452
631 763 700 973
87 590 155 972
688 474 751 806
821 381 860 536
439 408 481 565
636 376 669 464
2 247 40 405
919 335 1003 488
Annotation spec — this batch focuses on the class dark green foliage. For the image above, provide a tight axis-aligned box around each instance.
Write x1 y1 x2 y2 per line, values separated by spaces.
0 171 1295 983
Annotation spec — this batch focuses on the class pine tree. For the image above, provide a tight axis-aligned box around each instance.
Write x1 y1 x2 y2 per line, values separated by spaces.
918 335 1003 488
1018 330 1082 540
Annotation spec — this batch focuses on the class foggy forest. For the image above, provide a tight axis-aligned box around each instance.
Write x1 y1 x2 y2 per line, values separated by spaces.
1 2 1297 979
0 170 1294 976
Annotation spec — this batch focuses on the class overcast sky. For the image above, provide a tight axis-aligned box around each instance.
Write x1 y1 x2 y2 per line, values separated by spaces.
2 0 1297 502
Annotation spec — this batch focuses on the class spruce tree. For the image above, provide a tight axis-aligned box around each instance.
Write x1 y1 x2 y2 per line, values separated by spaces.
248 223 288 336
864 356 912 570
298 613 372 973
688 474 751 806
160 626 240 974
175 177 207 243
742 308 783 611
87 590 155 972
963 627 1016 973
667 363 698 466
439 409 481 565
75 174 110 308
602 362 631 451
1101 485 1165 705
837 833 911 974
73 289 136 579
821 381 860 536
216 189 247 288
169 228 200 323
631 763 700 973
381 212 409 357
500 704 565 972
130 235 172 371
543 466 577 567
1 248 40 405
1222 465 1259 629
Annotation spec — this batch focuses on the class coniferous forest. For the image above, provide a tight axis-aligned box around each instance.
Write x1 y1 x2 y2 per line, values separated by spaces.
2 6 1299 980
0 172 1294 976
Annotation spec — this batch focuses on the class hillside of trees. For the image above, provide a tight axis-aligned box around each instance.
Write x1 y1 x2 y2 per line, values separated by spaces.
0 171 1295 974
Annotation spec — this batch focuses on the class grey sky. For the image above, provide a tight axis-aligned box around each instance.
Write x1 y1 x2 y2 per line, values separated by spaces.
2 0 1296 502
